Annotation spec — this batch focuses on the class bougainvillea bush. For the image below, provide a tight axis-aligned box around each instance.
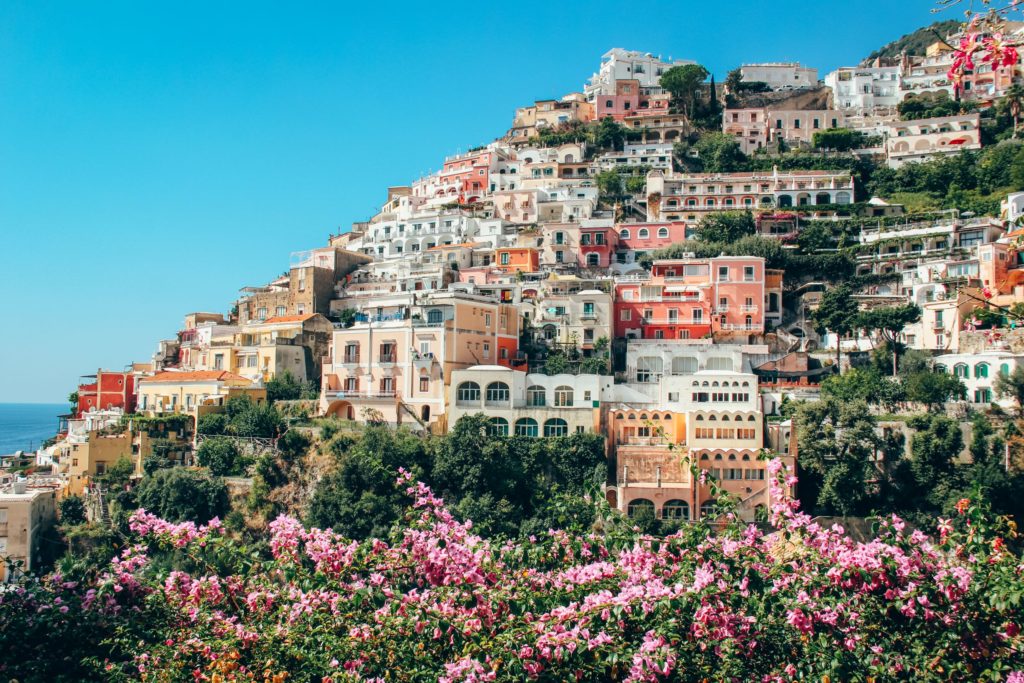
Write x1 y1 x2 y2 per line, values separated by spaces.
2 462 1024 682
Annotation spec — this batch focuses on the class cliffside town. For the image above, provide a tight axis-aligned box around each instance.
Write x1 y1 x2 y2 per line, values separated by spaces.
9 28 1024 578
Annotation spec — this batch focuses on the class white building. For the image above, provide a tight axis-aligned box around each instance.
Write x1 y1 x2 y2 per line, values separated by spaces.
585 48 695 99
596 142 674 171
825 65 902 113
933 351 1024 407
740 62 818 90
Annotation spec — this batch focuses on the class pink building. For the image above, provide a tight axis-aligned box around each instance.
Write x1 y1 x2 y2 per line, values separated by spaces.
614 257 766 340
594 80 671 121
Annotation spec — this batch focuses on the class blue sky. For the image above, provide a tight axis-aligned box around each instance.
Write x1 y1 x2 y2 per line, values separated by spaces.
0 0 943 403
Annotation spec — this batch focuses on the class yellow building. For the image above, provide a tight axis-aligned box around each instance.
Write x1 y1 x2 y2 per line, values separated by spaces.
0 479 59 582
61 430 134 496
138 370 266 415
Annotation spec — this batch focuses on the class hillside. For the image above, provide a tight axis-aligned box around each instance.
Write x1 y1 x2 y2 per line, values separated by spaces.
863 19 961 63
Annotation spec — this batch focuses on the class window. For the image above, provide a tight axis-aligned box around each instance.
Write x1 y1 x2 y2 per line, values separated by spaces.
488 417 509 437
344 343 360 364
583 302 595 317
344 377 358 392
638 228 649 239
275 306 286 317
636 357 663 383
527 385 546 406
419 374 429 393
627 499 655 518
620 309 631 321
661 499 688 521
213 354 224 370
515 418 539 437
975 363 990 379
744 266 755 281
257 307 267 321
485 381 510 404
456 381 480 404
619 228 630 239
500 252 510 265
380 377 394 395
954 364 969 378
657 227 668 238
544 418 569 437
718 266 729 281
554 386 574 406
700 500 718 519
975 388 993 403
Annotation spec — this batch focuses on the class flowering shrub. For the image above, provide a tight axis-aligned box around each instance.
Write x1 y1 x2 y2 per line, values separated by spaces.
2 461 1024 682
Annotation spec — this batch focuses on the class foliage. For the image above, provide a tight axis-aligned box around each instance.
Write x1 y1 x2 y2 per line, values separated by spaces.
195 436 249 477
812 284 860 367
903 369 966 411
591 117 627 151
99 456 135 491
693 210 755 243
898 93 976 121
134 467 229 524
265 370 318 403
659 63 709 118
196 412 228 435
865 20 962 61
58 495 88 526
856 304 922 375
595 170 625 201
821 367 903 410
5 463 1024 682
223 395 283 438
812 127 865 151
687 132 747 173
997 366 1024 416
67 390 78 413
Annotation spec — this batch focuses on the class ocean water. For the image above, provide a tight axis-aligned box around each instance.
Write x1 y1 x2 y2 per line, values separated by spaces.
0 403 65 454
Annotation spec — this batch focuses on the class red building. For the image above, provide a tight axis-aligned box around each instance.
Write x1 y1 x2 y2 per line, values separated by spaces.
76 369 137 417
578 224 618 268
614 257 766 340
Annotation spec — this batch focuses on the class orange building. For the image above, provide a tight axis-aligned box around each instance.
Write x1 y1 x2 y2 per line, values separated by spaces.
495 246 540 274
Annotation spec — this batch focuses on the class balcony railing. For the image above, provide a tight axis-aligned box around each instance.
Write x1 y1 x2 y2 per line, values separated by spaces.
741 305 758 313
324 390 398 401
378 353 397 364
342 355 360 365
720 323 761 331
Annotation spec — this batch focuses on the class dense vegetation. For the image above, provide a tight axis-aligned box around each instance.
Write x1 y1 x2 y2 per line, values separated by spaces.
865 20 963 62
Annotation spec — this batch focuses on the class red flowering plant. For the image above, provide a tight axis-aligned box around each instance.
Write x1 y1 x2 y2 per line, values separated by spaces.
2 460 1024 682
938 0 1023 84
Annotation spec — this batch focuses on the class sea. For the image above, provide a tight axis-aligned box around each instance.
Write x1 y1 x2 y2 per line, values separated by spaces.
0 403 65 455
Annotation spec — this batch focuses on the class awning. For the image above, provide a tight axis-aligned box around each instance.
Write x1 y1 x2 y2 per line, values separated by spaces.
948 138 968 145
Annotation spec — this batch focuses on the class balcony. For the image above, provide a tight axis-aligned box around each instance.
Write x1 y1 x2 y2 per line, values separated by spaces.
342 354 360 366
580 311 598 320
720 323 761 331
378 353 397 366
619 436 670 446
413 352 436 370
324 389 398 401
741 305 758 313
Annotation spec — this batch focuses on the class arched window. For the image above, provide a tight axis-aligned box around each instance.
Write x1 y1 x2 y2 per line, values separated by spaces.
706 357 732 371
657 227 669 238
636 357 663 383
544 418 569 437
485 381 510 404
619 228 630 239
427 309 444 325
1001 363 1011 377
488 417 508 436
700 499 718 519
514 417 538 437
686 199 697 207
627 498 655 518
527 385 546 407
935 364 947 373
554 386 574 407
638 228 650 239
456 381 480 404
975 363 990 379
662 499 690 520
954 363 969 378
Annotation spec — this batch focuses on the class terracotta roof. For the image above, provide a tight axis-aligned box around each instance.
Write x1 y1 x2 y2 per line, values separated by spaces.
142 371 251 384
260 313 316 324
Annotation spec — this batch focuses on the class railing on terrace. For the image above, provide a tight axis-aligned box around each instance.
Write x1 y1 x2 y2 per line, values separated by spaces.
324 390 399 400
720 323 762 331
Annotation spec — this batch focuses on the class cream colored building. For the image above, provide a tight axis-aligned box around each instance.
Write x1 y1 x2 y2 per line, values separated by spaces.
885 114 981 168
138 370 265 415
446 367 610 437
0 478 58 582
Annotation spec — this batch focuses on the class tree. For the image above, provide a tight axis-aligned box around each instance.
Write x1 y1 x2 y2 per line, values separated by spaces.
338 308 357 328
67 390 79 413
58 496 88 526
659 64 709 118
811 128 863 152
100 456 135 491
135 468 229 524
197 413 228 435
266 370 305 403
693 132 747 173
820 367 903 409
594 170 624 202
903 370 965 412
591 117 626 151
1007 84 1024 139
725 68 742 94
812 284 860 371
856 304 922 376
196 436 247 477
693 211 755 243
997 366 1024 416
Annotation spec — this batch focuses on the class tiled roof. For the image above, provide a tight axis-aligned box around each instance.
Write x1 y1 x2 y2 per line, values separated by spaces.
142 371 251 384
260 313 316 324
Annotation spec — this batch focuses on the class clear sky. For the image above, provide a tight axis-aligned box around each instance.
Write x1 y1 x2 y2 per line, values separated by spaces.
0 0 944 403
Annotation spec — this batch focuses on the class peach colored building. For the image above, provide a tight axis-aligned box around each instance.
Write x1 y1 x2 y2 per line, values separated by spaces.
495 247 540 274
320 292 520 427
615 257 766 340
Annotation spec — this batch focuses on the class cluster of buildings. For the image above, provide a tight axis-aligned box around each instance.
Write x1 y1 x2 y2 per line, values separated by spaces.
9 39 1024 577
